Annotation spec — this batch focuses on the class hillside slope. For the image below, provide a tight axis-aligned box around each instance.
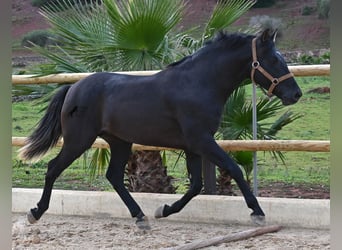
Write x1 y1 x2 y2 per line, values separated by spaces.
12 0 329 54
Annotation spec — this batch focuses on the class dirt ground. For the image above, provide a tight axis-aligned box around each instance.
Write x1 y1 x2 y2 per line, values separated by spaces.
12 213 330 250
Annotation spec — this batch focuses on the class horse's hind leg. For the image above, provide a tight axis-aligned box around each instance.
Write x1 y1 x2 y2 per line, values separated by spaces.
155 151 203 218
104 137 150 230
28 135 96 223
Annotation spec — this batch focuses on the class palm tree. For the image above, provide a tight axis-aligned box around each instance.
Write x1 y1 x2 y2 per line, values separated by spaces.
31 0 184 72
27 0 256 193
217 85 302 194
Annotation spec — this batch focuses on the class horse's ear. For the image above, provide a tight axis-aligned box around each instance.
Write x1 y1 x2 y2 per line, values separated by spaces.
261 29 277 42
272 29 278 42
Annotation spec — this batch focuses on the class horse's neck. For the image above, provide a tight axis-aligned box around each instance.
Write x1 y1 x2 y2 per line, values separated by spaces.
193 42 252 102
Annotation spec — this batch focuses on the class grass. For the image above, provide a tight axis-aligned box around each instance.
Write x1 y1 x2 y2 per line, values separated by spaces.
12 158 113 191
12 100 44 137
256 76 330 185
12 76 330 192
276 77 330 139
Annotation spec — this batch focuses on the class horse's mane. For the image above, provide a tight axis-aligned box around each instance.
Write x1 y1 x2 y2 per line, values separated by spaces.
204 31 253 49
167 32 254 68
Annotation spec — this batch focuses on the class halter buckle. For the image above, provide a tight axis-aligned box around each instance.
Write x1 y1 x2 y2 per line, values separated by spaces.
272 78 279 85
252 61 260 69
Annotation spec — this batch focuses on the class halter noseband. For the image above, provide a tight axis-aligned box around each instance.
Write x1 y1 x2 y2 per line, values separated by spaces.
250 37 294 97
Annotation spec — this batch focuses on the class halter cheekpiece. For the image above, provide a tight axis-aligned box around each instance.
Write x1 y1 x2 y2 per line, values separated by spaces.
250 37 294 97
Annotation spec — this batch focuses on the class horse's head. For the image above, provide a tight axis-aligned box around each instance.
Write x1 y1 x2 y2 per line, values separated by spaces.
251 29 302 105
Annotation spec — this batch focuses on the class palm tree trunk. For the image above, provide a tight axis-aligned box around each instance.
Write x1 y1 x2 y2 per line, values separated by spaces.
126 150 176 193
216 168 235 195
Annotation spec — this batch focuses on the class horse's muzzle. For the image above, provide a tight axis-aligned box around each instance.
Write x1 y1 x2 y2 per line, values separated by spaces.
281 89 302 105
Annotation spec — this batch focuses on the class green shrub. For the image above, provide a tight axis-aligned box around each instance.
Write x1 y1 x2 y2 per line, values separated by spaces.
31 0 100 8
21 30 55 48
31 0 55 7
253 0 276 8
301 6 316 16
317 0 330 19
298 51 330 65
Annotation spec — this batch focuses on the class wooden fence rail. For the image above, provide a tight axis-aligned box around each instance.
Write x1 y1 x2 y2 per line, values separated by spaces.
12 64 330 85
12 137 330 152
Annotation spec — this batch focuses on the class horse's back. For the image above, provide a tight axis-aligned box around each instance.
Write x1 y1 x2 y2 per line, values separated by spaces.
63 72 156 109
60 72 186 148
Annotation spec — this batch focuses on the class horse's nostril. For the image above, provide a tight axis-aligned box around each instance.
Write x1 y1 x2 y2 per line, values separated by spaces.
295 91 302 99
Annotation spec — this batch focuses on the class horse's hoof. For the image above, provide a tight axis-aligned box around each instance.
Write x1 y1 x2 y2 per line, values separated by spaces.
251 214 266 226
27 210 38 224
136 216 151 230
154 205 165 219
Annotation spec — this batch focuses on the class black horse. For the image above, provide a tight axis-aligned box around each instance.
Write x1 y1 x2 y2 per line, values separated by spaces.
19 29 302 229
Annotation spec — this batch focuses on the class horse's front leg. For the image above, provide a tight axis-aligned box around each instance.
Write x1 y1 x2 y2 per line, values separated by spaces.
201 139 265 225
155 151 203 218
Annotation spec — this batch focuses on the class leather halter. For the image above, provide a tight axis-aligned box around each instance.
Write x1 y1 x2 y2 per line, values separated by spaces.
250 37 294 97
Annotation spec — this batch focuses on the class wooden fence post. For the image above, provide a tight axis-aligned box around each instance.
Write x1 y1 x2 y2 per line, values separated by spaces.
202 158 216 195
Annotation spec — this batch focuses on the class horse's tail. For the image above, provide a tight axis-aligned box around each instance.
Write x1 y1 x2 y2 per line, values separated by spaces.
18 85 71 162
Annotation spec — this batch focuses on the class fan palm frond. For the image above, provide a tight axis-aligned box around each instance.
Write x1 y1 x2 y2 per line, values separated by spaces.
36 0 185 72
204 0 256 40
266 110 303 138
102 0 185 70
29 43 86 74
219 85 302 152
